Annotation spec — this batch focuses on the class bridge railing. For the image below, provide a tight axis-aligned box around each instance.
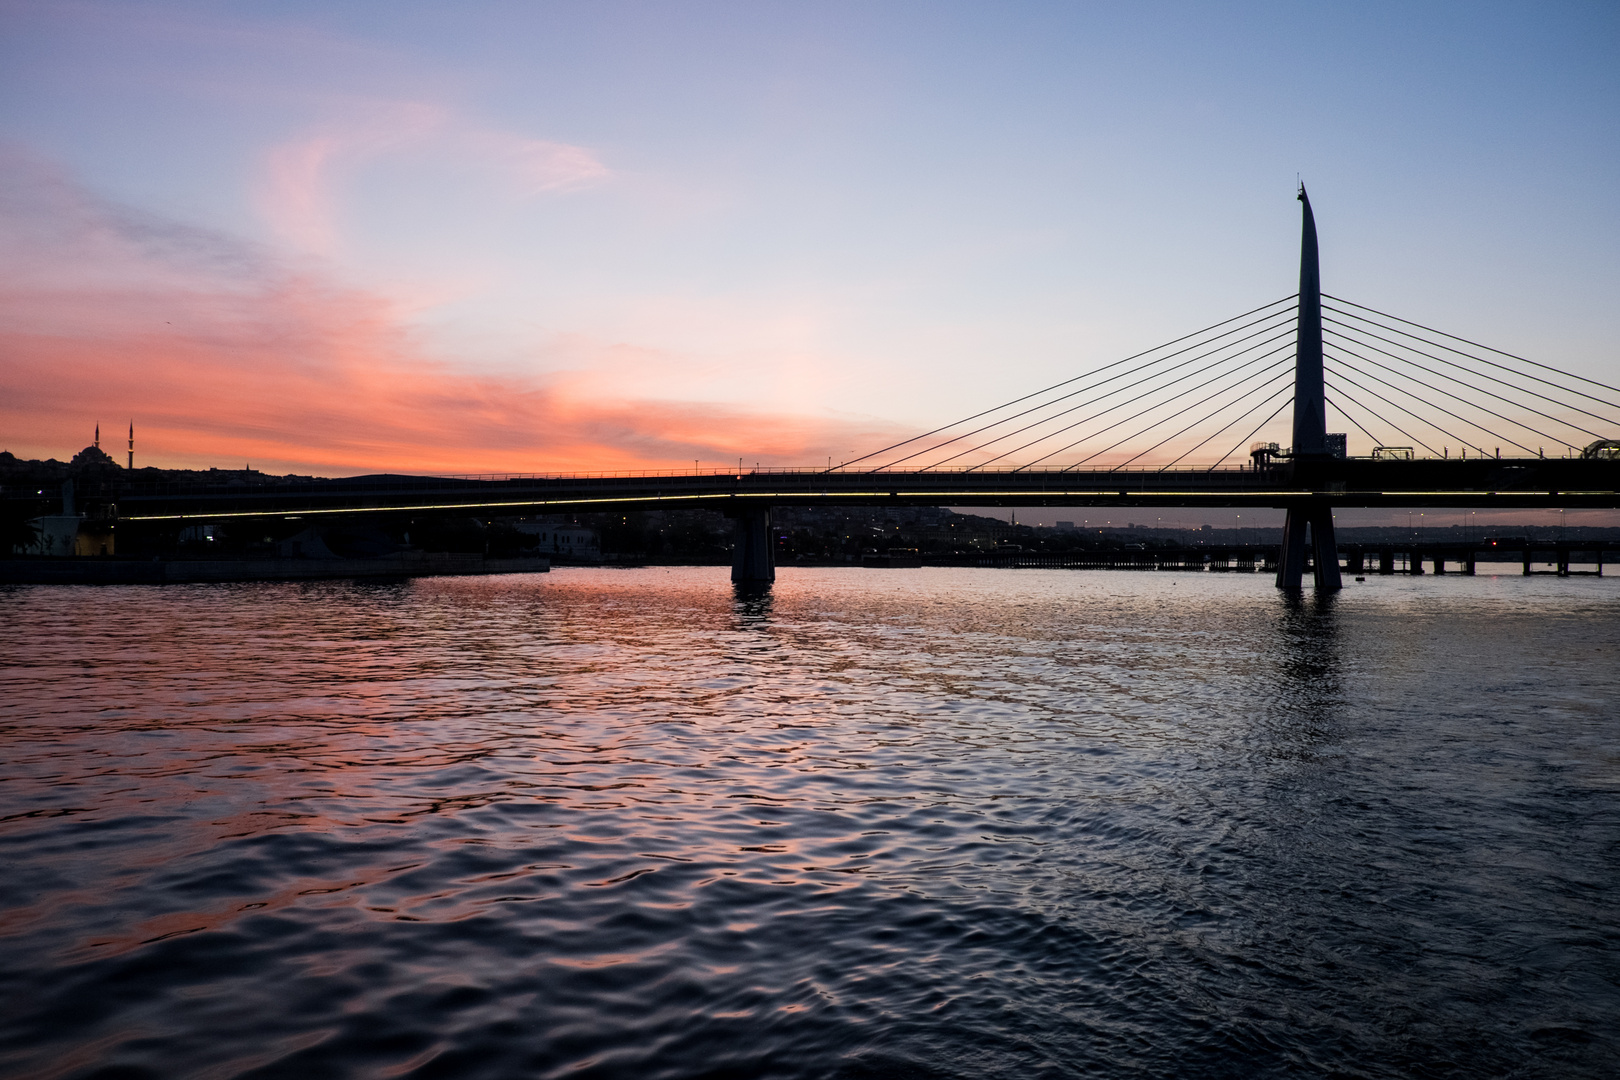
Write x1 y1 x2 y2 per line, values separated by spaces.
430 463 1271 482
99 464 1274 495
58 454 1609 503
423 454 1581 482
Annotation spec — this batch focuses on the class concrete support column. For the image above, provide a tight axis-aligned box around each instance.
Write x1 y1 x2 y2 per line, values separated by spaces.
1313 506 1342 591
1276 506 1308 589
1464 554 1476 575
730 506 775 584
1379 550 1394 575
1275 501 1341 591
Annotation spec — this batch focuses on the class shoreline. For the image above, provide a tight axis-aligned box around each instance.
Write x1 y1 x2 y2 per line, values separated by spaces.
0 554 550 585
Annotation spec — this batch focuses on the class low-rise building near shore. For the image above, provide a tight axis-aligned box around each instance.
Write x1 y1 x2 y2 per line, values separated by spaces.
515 522 601 561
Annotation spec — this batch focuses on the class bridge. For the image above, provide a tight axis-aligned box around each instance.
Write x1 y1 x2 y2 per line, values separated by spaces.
92 189 1620 588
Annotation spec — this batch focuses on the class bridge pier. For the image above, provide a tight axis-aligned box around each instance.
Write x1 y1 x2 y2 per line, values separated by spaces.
729 506 776 584
1276 502 1341 591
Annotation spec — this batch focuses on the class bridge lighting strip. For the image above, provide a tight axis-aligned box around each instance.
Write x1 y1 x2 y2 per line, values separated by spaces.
117 487 1619 522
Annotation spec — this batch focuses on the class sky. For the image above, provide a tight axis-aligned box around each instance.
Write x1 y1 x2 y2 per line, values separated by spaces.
2 0 1617 484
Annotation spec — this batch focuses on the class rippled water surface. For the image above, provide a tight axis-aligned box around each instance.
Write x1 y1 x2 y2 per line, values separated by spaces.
2 567 1618 1079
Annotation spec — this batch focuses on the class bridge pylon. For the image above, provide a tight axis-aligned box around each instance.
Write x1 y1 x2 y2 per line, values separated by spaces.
730 505 776 584
1277 186 1342 591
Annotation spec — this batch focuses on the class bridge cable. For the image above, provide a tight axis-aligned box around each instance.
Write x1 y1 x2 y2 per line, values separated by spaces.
877 304 1299 470
889 317 1293 469
1056 360 1296 473
1149 375 1300 470
1102 364 1296 470
1323 393 1385 449
1325 353 1503 456
952 335 1297 471
1323 375 1442 457
938 320 1300 469
1208 396 1295 471
1322 316 1619 433
1324 323 1619 441
1324 305 1620 424
838 295 1298 472
1043 359 1296 472
1325 351 1520 456
1323 294 1620 399
1326 340 1569 454
953 335 1297 470
987 345 1295 471
1324 332 1593 448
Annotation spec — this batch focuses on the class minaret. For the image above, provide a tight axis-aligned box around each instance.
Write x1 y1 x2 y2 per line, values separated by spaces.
94 423 100 450
128 422 134 470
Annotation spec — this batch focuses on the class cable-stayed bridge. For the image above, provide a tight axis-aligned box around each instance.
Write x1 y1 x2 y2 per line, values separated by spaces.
110 190 1620 588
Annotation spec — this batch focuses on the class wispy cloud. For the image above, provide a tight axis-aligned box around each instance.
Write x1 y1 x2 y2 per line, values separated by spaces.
256 102 611 255
0 148 899 475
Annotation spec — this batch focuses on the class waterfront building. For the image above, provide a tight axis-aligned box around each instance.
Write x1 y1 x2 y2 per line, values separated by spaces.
515 522 601 561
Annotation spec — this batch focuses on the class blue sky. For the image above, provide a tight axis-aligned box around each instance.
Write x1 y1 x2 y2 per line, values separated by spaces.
2 0 1616 486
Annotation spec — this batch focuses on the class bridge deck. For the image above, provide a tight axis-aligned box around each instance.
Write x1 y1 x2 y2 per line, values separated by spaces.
93 459 1620 521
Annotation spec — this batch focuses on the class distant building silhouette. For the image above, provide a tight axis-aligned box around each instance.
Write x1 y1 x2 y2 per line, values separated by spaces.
516 522 600 561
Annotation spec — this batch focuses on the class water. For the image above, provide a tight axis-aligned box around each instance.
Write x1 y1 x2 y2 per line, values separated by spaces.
1 567 1617 1079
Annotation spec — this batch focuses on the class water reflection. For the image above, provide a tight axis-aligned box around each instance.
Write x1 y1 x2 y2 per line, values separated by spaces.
0 570 1615 1079
1268 588 1344 740
731 581 775 622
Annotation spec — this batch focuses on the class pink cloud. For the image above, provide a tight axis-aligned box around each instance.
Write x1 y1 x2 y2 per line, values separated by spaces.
261 136 343 253
255 103 611 255
464 130 613 197
0 148 900 476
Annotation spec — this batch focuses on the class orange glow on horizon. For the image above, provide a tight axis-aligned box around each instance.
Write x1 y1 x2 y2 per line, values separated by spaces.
0 148 902 477
1 282 902 477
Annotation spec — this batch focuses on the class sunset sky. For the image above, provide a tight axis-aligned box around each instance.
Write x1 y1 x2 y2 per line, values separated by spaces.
3 1 1617 478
